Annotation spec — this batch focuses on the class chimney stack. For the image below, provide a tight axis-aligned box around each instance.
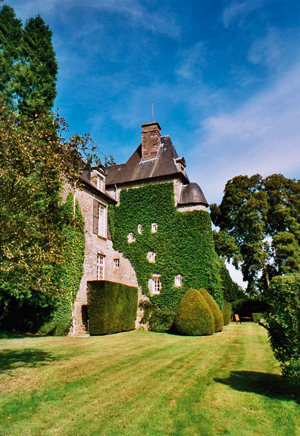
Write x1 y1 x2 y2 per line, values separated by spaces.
141 122 161 161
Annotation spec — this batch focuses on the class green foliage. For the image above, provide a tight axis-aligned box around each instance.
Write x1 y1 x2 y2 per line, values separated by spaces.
213 230 242 268
266 274 300 380
174 289 214 336
0 193 85 335
233 298 269 318
0 102 95 309
199 288 223 332
109 182 222 311
222 300 232 326
87 281 138 335
0 5 57 117
252 313 262 323
219 261 244 302
38 193 85 335
210 174 300 295
140 300 175 332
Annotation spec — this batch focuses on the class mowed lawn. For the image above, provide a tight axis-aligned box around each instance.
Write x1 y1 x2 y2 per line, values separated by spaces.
0 324 299 436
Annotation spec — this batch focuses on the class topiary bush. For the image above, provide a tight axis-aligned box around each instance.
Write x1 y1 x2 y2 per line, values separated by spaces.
266 274 300 380
87 281 138 335
222 300 232 326
199 288 223 332
174 289 214 336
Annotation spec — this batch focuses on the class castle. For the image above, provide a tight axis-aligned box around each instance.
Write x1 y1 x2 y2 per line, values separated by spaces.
68 122 211 336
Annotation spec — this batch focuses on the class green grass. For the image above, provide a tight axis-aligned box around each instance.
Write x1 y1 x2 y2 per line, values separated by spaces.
0 324 299 435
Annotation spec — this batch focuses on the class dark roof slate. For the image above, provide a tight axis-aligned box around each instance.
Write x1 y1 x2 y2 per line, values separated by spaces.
106 135 190 187
178 182 208 207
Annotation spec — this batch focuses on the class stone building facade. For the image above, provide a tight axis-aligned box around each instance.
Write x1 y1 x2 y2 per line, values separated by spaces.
69 121 208 336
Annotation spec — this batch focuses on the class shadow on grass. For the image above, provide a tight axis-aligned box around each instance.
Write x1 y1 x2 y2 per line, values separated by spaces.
0 349 58 373
215 371 300 404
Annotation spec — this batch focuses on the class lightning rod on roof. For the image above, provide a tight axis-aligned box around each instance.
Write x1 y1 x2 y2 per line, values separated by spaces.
152 101 154 122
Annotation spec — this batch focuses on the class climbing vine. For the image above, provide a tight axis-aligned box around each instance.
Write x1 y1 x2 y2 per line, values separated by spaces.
38 192 85 335
109 182 222 310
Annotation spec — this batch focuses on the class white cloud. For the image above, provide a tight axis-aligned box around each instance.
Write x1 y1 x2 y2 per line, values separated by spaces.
189 63 300 205
175 42 206 80
222 0 273 28
10 0 180 37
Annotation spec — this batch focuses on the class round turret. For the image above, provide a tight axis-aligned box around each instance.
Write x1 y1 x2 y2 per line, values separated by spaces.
178 182 208 207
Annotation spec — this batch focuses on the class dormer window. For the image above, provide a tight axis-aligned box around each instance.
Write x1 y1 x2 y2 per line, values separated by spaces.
127 232 136 243
175 274 182 287
147 252 156 263
97 175 104 192
151 223 158 233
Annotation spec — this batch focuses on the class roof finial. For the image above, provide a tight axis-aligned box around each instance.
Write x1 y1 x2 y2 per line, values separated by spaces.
152 101 154 122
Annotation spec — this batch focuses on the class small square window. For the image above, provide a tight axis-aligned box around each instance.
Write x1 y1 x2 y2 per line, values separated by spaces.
151 223 158 233
147 252 156 263
127 232 136 243
175 274 182 287
114 259 120 268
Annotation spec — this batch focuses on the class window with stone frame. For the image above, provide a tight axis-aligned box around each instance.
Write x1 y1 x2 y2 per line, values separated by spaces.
97 175 104 192
151 223 158 233
93 200 106 238
148 274 161 295
175 274 182 287
97 254 105 280
114 258 120 268
147 252 156 263
138 224 143 234
127 232 136 243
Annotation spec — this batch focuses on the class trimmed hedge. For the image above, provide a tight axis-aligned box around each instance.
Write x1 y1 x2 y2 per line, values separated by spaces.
199 288 223 332
87 281 138 335
174 289 214 336
252 313 262 323
233 298 269 318
109 182 222 312
222 300 232 326
266 274 300 379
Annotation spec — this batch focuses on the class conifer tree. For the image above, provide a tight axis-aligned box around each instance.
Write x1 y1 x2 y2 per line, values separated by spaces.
0 5 58 117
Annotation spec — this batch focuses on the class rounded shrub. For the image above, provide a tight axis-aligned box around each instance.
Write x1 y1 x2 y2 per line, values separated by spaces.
174 289 214 336
199 288 223 332
222 300 232 326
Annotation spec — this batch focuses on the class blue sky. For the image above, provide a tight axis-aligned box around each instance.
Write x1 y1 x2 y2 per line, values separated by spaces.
5 0 300 286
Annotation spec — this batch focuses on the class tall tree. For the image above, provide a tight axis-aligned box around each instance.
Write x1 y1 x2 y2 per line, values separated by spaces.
0 5 57 117
0 103 96 307
210 174 300 295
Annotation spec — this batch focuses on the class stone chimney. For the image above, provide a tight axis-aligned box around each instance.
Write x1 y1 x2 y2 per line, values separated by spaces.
141 122 161 161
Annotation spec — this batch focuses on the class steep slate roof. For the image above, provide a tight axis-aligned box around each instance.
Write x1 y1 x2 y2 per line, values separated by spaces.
106 135 190 187
178 182 208 207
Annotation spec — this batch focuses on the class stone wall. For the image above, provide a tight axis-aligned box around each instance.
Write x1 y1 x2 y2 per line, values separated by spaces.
68 185 139 336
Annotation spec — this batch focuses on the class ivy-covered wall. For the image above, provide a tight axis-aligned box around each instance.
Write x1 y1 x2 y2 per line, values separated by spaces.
109 182 222 310
38 192 85 335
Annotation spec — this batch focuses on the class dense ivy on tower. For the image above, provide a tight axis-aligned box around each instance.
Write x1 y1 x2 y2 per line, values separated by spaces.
109 182 222 311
